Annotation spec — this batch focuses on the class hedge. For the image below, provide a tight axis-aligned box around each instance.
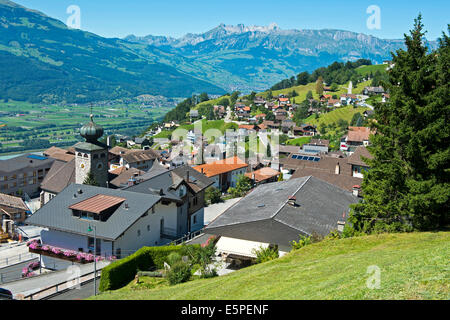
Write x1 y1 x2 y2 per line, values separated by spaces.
99 244 200 292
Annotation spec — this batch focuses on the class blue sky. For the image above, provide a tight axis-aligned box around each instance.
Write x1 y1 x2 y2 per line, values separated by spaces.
13 0 449 40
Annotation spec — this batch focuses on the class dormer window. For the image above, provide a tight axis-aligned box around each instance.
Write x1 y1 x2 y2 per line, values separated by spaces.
69 194 126 222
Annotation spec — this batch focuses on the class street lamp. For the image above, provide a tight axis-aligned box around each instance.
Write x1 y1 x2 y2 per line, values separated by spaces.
87 224 97 296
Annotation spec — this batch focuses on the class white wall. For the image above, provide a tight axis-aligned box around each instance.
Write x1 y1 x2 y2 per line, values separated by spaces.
190 207 204 232
114 201 178 257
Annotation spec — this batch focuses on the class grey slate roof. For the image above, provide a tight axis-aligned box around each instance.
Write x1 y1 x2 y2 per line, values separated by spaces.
40 159 75 194
0 153 55 173
124 165 213 200
25 184 160 241
205 176 358 247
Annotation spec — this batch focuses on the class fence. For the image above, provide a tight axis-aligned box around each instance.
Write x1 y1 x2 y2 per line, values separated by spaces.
0 252 37 268
0 257 39 284
170 229 205 245
20 269 103 300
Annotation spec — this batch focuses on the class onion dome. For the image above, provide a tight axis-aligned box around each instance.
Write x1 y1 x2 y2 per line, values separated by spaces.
80 114 104 142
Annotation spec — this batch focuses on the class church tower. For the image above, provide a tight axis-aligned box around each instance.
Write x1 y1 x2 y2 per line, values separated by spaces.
74 114 108 187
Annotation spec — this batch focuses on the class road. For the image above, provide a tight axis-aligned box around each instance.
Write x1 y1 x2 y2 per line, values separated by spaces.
46 277 100 300
0 258 39 284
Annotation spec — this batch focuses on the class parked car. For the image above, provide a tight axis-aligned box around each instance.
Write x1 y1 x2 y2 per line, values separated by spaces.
0 288 13 300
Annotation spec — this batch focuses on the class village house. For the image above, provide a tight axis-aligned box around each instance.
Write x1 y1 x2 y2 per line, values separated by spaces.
340 126 373 152
238 124 259 136
189 110 200 122
295 124 317 136
205 176 358 261
43 146 75 163
193 156 248 192
0 154 55 198
274 109 288 122
363 86 385 96
346 146 373 178
262 120 280 131
278 145 302 158
302 139 330 154
279 151 365 193
340 94 358 106
125 164 213 234
327 99 341 108
0 193 30 237
281 120 295 134
26 183 180 270
245 167 280 186
213 105 226 118
119 149 160 171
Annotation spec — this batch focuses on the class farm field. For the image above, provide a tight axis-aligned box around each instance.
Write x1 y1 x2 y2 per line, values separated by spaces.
0 101 174 155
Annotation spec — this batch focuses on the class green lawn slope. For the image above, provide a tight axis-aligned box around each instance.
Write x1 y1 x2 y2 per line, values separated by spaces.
305 105 369 127
91 232 449 300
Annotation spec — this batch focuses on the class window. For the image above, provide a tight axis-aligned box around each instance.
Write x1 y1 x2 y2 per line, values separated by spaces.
93 154 98 159
137 230 141 237
193 215 197 224
147 225 150 232
152 206 155 214
100 153 106 158
193 197 198 206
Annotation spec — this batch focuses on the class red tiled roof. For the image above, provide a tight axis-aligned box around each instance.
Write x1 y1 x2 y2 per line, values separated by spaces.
193 156 248 177
239 124 256 130
245 167 280 183
347 127 373 142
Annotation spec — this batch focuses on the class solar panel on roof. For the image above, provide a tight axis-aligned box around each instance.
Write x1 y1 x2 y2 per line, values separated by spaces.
307 157 315 161
27 155 48 161
313 157 320 162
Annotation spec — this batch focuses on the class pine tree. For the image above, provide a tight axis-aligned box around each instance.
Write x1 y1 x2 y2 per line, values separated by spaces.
349 16 450 233
315 76 324 95
83 171 99 186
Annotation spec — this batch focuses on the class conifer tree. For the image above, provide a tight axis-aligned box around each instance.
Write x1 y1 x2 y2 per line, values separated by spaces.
83 171 99 186
349 16 450 232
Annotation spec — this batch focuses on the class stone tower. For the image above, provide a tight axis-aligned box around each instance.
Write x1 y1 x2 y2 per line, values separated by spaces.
74 114 108 187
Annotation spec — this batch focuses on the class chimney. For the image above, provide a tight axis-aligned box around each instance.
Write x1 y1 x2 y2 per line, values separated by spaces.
252 173 256 181
186 170 190 183
352 185 361 197
288 196 296 206
337 221 346 232
335 162 340 175
201 168 204 174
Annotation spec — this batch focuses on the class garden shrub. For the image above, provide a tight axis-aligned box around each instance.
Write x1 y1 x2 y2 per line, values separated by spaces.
167 261 192 285
252 246 279 264
99 244 200 291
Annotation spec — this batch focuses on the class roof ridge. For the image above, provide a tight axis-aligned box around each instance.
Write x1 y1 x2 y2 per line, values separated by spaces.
271 176 311 220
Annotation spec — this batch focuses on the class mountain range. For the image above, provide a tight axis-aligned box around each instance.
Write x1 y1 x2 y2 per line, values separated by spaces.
0 0 437 103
